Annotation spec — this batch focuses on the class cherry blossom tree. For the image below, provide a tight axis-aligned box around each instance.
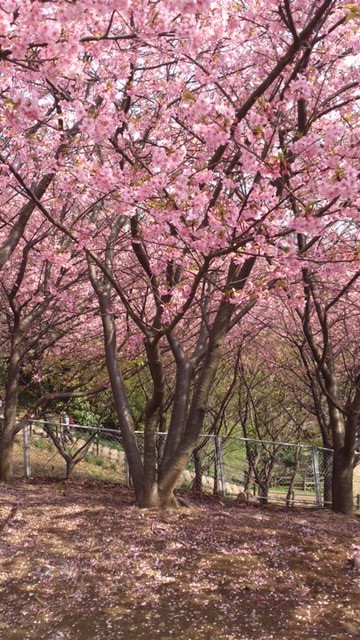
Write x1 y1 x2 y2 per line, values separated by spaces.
249 267 360 515
0 218 97 481
295 272 360 515
81 0 359 507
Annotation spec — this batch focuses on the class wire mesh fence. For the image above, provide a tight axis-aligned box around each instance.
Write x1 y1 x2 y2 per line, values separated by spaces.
21 420 126 484
187 436 331 507
18 419 360 509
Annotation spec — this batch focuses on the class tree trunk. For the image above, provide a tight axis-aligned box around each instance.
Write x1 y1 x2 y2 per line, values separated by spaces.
156 433 166 472
96 291 145 504
300 266 357 516
331 447 354 515
160 339 191 473
65 456 75 480
258 483 269 505
141 484 180 508
143 340 164 505
329 400 357 515
0 431 14 483
159 300 234 495
0 337 21 482
157 261 256 503
90 256 255 508
244 444 260 492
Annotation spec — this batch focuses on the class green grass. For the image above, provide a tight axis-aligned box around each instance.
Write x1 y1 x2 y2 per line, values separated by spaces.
265 485 315 496
98 437 123 452
13 436 124 484
84 453 106 467
74 432 124 452
32 438 53 452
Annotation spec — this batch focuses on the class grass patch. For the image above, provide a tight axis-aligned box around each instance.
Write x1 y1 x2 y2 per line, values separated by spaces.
12 438 124 484
84 453 106 467
32 438 53 452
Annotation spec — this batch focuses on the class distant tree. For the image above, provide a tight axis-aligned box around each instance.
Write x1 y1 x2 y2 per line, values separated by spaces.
0 223 95 481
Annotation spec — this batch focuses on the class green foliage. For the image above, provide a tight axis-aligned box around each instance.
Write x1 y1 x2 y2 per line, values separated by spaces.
102 414 118 430
68 398 100 426
278 447 301 469
126 380 146 430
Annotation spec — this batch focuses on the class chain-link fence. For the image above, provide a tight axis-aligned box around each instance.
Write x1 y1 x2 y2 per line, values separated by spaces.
19 420 126 484
18 420 360 509
186 435 334 508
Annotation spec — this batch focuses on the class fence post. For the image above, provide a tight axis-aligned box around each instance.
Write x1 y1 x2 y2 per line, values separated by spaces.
311 446 322 508
215 436 226 497
22 421 31 478
96 432 99 456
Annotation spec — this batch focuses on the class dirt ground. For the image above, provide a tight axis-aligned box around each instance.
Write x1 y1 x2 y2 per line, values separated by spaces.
0 479 360 640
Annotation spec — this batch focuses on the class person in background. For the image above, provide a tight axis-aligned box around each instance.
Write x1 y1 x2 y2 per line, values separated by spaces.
60 411 71 443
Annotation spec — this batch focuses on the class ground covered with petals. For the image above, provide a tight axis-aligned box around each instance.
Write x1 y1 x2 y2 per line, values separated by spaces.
0 479 360 640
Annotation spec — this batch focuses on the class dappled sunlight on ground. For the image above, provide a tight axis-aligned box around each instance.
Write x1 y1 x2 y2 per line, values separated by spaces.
0 479 360 639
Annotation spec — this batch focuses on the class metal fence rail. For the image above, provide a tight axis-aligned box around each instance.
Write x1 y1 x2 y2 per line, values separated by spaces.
19 420 360 509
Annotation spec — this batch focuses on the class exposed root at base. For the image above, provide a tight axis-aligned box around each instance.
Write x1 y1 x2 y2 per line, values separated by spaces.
176 495 193 508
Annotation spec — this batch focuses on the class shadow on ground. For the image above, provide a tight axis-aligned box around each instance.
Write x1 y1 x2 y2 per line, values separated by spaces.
0 478 359 640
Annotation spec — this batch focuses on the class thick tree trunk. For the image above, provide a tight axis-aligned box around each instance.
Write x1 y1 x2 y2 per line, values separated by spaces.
88 258 145 504
160 335 192 473
157 260 256 503
330 401 359 515
258 484 269 505
0 432 14 483
331 448 354 515
161 296 236 486
65 456 75 480
329 401 356 515
143 341 164 505
97 294 145 504
141 483 180 508
91 255 255 508
0 338 21 482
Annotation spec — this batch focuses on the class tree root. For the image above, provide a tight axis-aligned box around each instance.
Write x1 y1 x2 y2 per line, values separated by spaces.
176 495 193 508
